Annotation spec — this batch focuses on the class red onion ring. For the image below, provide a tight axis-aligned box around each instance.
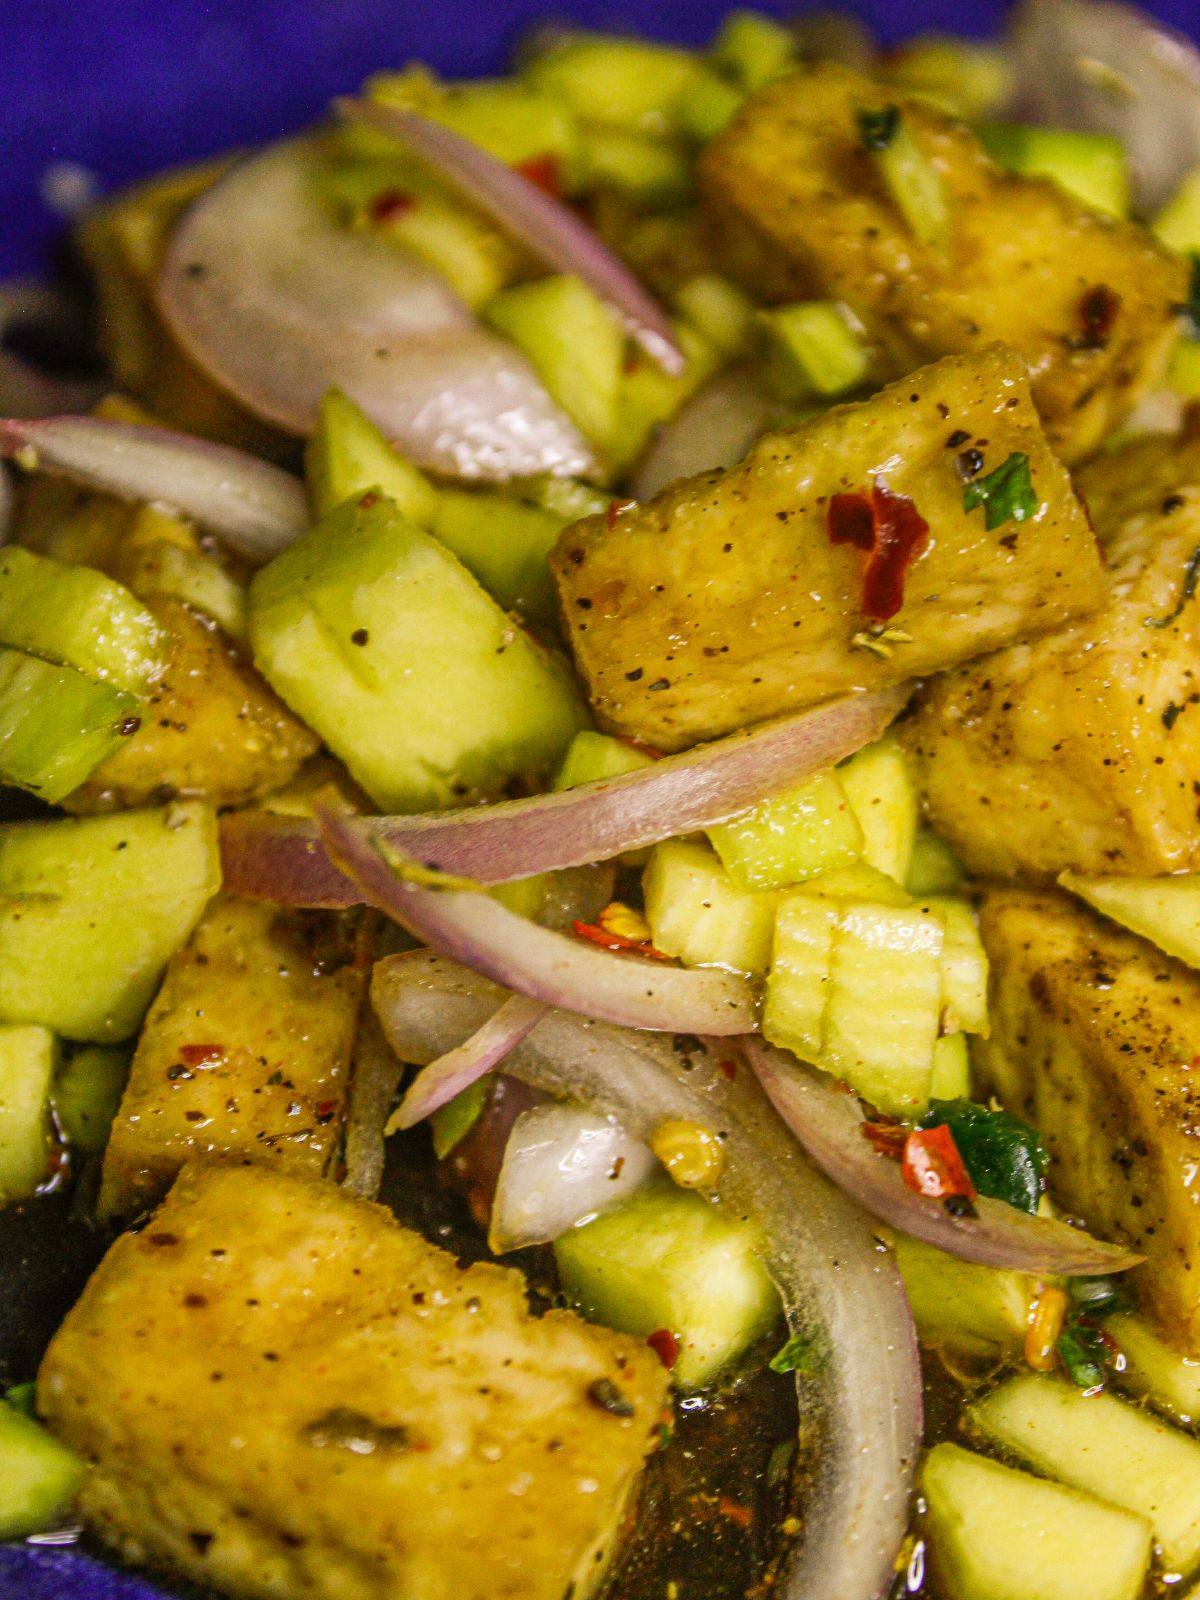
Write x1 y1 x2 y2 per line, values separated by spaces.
221 686 909 906
372 950 922 1600
315 804 759 1034
386 993 548 1132
743 1039 1144 1276
157 140 595 481
335 98 686 376
632 367 777 500
0 415 309 561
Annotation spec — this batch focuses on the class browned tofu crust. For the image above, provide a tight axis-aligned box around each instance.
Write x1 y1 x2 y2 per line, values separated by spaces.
40 1162 669 1600
98 897 367 1220
700 65 1185 463
975 888 1200 1351
904 443 1200 878
63 598 319 814
552 346 1103 751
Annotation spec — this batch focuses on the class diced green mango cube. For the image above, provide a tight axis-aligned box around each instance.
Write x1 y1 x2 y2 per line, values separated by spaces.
644 838 778 975
0 1025 58 1202
709 770 863 891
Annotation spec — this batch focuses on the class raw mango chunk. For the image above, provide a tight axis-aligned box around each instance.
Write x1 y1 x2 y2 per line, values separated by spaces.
708 771 863 891
0 649 138 804
0 803 220 1042
838 737 918 883
249 493 587 813
643 838 777 975
1060 871 1200 971
894 1233 1036 1360
306 387 439 527
0 1400 85 1539
0 1025 58 1202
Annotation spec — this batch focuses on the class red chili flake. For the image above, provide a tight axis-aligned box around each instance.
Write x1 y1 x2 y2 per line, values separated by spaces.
572 920 672 961
514 153 562 196
827 480 930 622
180 1043 224 1067
369 188 416 225
717 1058 739 1082
1078 284 1120 350
901 1124 977 1201
861 1120 907 1158
717 1497 754 1530
606 497 636 529
616 735 664 760
647 1328 681 1370
314 1100 338 1124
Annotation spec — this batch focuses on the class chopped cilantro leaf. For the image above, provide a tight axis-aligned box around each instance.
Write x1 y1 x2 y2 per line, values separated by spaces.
3 1382 35 1418
857 105 901 152
962 452 1040 532
1057 1321 1114 1392
769 1332 821 1376
918 1098 1048 1215
1069 1276 1132 1320
1145 543 1200 630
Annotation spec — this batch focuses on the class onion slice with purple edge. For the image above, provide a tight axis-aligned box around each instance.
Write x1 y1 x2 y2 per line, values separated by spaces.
488 1102 658 1254
1010 0 1200 212
336 98 685 377
632 367 778 501
386 993 548 1133
0 415 309 562
157 140 595 481
744 1038 1143 1276
221 686 909 906
373 950 921 1600
314 803 757 1034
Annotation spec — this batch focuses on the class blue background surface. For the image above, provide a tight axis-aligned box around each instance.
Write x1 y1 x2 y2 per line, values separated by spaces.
1 0 1198 1593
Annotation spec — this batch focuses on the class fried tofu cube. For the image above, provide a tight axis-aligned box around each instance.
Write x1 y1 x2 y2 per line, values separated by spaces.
39 1162 669 1600
975 887 1200 1350
98 897 367 1220
699 65 1185 462
64 598 318 814
551 347 1102 751
903 447 1200 879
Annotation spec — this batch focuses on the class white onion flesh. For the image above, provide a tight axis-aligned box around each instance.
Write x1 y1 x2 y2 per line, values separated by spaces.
489 1102 657 1253
315 805 758 1034
0 414 309 561
1011 0 1200 212
220 687 909 906
156 140 596 481
373 950 922 1600
632 367 778 500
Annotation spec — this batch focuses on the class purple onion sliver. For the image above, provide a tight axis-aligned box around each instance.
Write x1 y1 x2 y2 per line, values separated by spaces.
743 1038 1143 1276
387 993 548 1132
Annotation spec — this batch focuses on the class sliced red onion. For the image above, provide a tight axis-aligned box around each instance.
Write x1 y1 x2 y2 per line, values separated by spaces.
337 98 685 377
0 415 309 561
632 367 777 500
1011 0 1200 212
315 804 758 1034
386 993 547 1132
221 686 909 906
744 1039 1143 1276
489 1102 657 1253
157 140 595 480
373 950 922 1600
341 1009 402 1200
0 467 12 546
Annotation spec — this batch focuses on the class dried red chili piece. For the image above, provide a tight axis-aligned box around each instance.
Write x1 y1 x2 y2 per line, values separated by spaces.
647 1327 681 1369
861 1120 908 1158
572 920 672 961
901 1124 977 1201
827 480 930 621
369 188 416 224
514 153 562 196
606 497 637 529
179 1043 223 1067
1078 284 1120 350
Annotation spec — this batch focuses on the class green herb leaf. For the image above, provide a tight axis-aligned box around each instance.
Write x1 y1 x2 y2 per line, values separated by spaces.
1145 542 1200 629
769 1332 821 1376
3 1382 35 1418
429 1075 490 1160
962 452 1040 531
918 1098 1048 1215
1057 1321 1114 1392
857 105 901 152
1068 1276 1132 1320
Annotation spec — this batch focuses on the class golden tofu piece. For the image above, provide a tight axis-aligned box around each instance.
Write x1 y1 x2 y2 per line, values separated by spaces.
903 457 1200 878
552 346 1102 751
1072 431 1200 540
975 888 1200 1350
699 65 1185 462
40 1162 668 1600
64 598 319 813
98 897 367 1220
